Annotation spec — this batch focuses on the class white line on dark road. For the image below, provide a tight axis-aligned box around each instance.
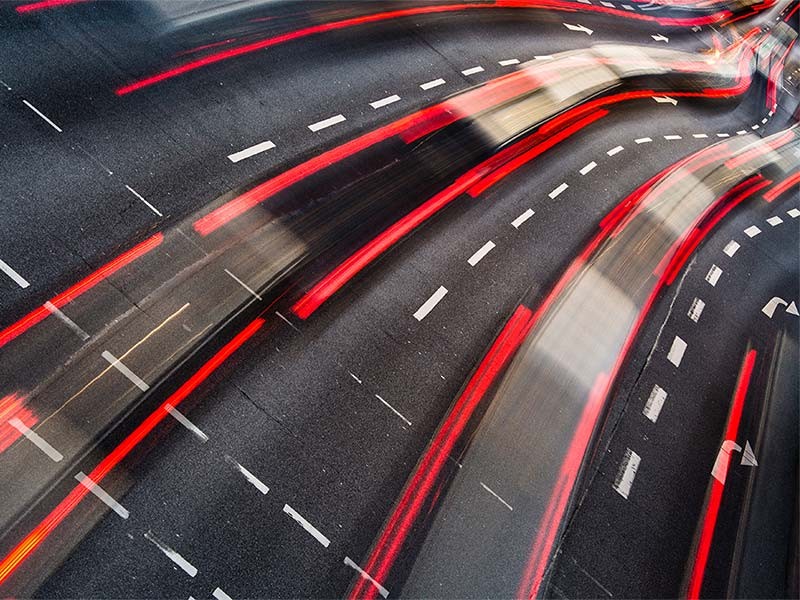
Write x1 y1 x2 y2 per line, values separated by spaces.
101 350 149 391
274 310 300 333
375 394 412 426
642 384 667 423
76 472 129 518
461 66 485 76
762 117 768 124
744 225 761 237
722 240 740 257
22 100 62 132
635 137 653 144
165 403 208 442
480 482 513 510
705 264 722 286
692 133 709 138
344 557 389 598
308 114 346 132
8 418 63 461
414 286 448 321
716 133 730 138
225 455 269 495
0 79 11 91
498 58 520 66
213 588 233 600
283 504 330 547
664 135 682 140
420 78 445 90
737 130 747 135
579 161 597 175
0 258 30 288
688 297 705 323
227 140 275 163
667 336 687 367
534 55 554 60
45 301 90 340
468 241 495 266
766 216 783 226
613 448 641 499
512 208 535 228
549 182 569 199
144 530 197 576
751 124 759 130
125 185 163 217
225 269 262 301
788 208 800 218
369 94 401 109
606 145 624 156
349 371 362 384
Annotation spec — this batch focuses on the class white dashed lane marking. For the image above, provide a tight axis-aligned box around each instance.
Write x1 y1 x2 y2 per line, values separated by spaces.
45 301 90 340
225 455 270 495
717 133 730 138
308 114 346 132
461 66 485 76
227 140 275 163
125 185 163 217
744 225 762 238
667 335 687 367
635 137 653 144
213 588 233 600
643 384 667 423
8 418 63 462
664 135 682 140
414 286 448 321
101 350 149 391
722 240 740 257
766 216 783 226
579 161 597 175
225 268 262 301
76 472 129 519
692 133 709 139
165 403 208 442
0 258 30 288
549 182 569 199
22 99 62 132
688 297 705 323
705 264 722 286
375 394 412 426
468 241 496 266
283 504 331 547
420 78 446 90
369 94 401 109
607 145 624 156
344 557 389 598
788 208 800 218
144 530 197 577
512 208 535 228
613 448 641 499
498 58 520 66
480 481 513 511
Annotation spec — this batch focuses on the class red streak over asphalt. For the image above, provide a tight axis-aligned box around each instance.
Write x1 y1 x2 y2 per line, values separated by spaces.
14 0 88 13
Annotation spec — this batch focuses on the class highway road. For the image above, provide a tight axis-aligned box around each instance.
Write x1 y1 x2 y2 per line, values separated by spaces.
0 0 797 598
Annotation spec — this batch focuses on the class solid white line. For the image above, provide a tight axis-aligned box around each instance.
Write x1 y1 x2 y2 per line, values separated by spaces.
227 140 275 163
225 455 270 494
461 66 485 76
480 482 513 510
607 145 624 156
225 269 262 301
144 530 197 576
0 258 30 288
165 403 208 442
579 161 597 175
788 208 800 218
766 216 783 226
613 448 641 499
22 99 62 132
370 94 401 109
667 336 687 367
549 182 569 199
125 185 163 217
45 301 90 340
75 472 129 518
101 350 149 391
414 286 447 321
642 384 667 423
692 133 708 138
664 135 682 140
634 137 653 144
308 114 346 132
512 208 535 228
498 58 520 66
705 264 722 286
344 557 389 598
716 133 730 138
213 588 232 600
468 241 495 266
420 78 445 90
283 504 330 547
722 240 740 257
8 418 63 461
349 371 362 384
375 394 412 426
688 297 705 323
744 225 761 237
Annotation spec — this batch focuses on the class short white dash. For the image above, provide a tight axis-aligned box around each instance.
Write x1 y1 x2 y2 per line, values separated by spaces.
375 394 412 426
737 130 747 135
23 99 62 132
225 269 262 301
607 145 624 156
0 258 30 288
692 133 709 139
623 3 634 9
533 55 554 60
688 297 705 323
461 66 485 76
642 384 667 423
125 185 163 217
102 350 149 391
144 530 197 576
369 94 401 109
667 335 687 367
275 310 300 332
498 58 520 66
664 135 682 140
420 78 445 90
761 117 768 124
768 110 774 117
613 448 641 499
635 137 653 144
165 403 208 442
600 1 614 6
512 208 535 228
349 371 362 384
744 225 761 237
579 161 597 175
716 133 730 138
227 140 275 163
225 455 269 494
414 286 447 321
283 504 330 547
549 182 569 199
76 472 129 518
45 301 89 340
344 557 389 598
213 588 232 600
0 79 11 91
722 240 740 257
766 216 783 226
787 208 800 218
577 0 591 3
8 418 63 461
480 481 513 510
751 124 759 130
705 264 722 286
467 241 495 266
308 114 346 132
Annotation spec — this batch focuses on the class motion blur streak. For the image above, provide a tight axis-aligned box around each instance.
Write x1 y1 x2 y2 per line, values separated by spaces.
684 349 758 600
763 170 800 202
0 317 265 587
14 0 89 14
0 394 36 453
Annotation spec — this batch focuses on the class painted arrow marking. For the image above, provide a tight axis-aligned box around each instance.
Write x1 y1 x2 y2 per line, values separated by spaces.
762 297 797 318
564 23 593 35
653 96 677 105
787 301 799 316
712 440 741 485
651 33 669 43
741 441 758 467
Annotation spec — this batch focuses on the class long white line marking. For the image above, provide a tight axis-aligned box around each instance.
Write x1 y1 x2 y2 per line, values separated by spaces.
635 137 653 144
688 297 705 323
705 264 722 286
788 208 800 218
144 530 197 576
692 133 709 138
101 350 149 391
420 78 445 90
480 481 513 510
512 208 535 228
642 384 667 423
667 335 687 367
722 240 740 257
664 134 682 140
125 185 163 217
613 448 641 499
549 182 569 199
344 557 389 598
414 286 447 321
369 94 401 109
283 504 330 547
579 161 597 175
8 418 63 461
22 100 62 132
165 403 208 442
498 58 520 66
766 216 783 226
225 455 269 494
606 145 624 156
375 394 412 426
468 241 495 266
45 301 90 340
744 225 761 237
308 114 346 132
227 140 275 163
225 268 262 301
75 472 129 518
0 258 30 288
461 66 484 76
213 588 233 600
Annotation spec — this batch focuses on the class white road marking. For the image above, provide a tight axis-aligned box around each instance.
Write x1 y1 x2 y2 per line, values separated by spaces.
275 310 300 332
635 137 653 144
705 264 722 286
762 296 788 318
563 23 594 35
369 94 401 109
0 79 11 91
227 140 275 163
375 394 412 426
768 110 774 117
664 135 682 140
45 301 90 340
125 185 163 217
667 335 687 367
622 4 634 9
688 297 705 323
651 33 669 42
461 66 484 76
349 371 362 384
224 455 269 494
788 208 800 218
766 216 783 226
308 114 346 132
0 258 30 288
744 225 761 237
722 240 740 257
8 417 63 461
468 241 495 266
283 504 330 547
652 96 677 105
751 124 759 130
534 55 554 60
577 0 591 4
549 182 569 199
414 286 448 321
213 588 233 600
225 268 262 301
607 145 624 156
716 133 730 138
512 208 535 228
736 130 747 135
165 403 208 442
761 117 768 124
579 161 597 175
692 133 709 138
600 1 614 6
101 350 149 391
22 99 62 132
642 384 667 423
480 481 513 510
613 448 641 499
344 557 389 598
498 58 520 66
144 530 197 576
420 78 445 90
75 472 129 518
